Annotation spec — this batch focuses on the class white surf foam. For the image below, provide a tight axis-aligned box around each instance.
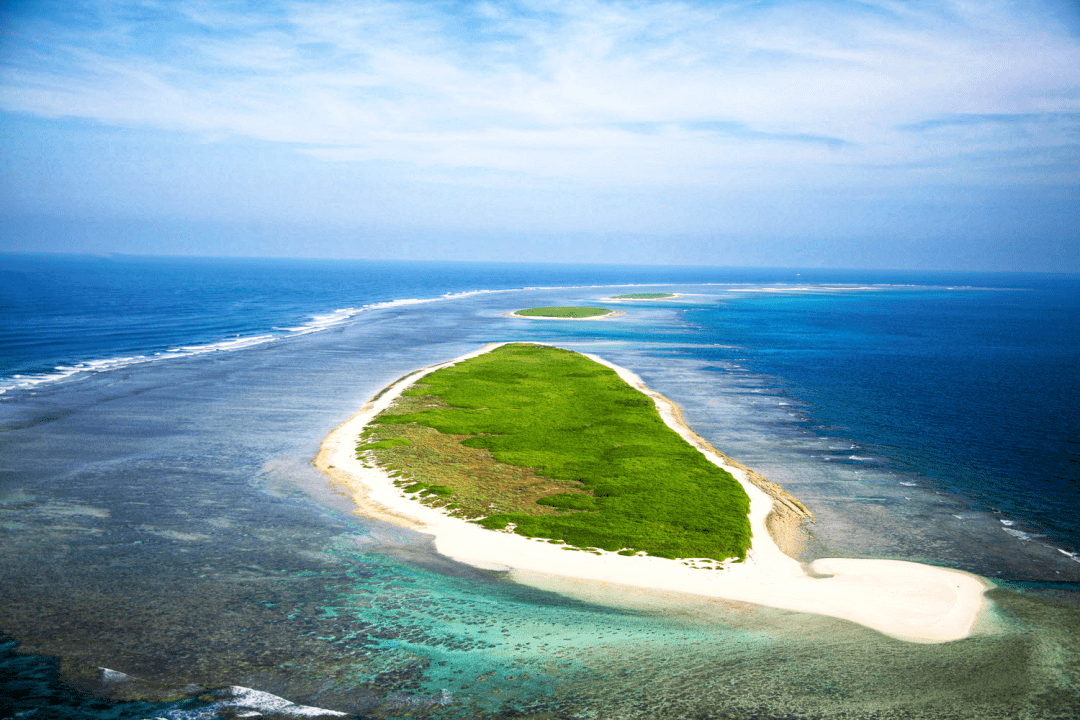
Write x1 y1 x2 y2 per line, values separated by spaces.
156 685 347 719
1002 527 1044 541
0 289 506 397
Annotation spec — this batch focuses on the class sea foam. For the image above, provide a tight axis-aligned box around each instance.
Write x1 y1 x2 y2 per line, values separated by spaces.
0 290 504 397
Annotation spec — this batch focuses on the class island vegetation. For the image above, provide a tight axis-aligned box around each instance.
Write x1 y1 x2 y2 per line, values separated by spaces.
355 344 752 561
512 306 612 318
611 293 675 299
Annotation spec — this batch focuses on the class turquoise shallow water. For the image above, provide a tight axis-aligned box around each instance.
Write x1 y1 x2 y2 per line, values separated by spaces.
1 256 1078 718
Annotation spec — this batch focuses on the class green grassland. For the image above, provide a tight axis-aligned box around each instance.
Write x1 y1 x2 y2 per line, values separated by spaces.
513 306 611 318
611 293 674 299
357 344 752 561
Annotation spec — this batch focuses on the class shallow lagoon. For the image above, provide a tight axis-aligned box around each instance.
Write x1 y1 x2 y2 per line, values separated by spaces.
1 268 1078 718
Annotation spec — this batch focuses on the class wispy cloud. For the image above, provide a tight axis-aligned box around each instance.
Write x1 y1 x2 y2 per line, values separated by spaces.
2 0 1078 186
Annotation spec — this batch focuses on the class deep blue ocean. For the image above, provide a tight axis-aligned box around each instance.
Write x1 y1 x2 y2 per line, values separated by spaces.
1 254 1078 719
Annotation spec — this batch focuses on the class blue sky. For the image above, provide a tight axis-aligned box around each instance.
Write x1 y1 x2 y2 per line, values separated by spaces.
1 0 1078 270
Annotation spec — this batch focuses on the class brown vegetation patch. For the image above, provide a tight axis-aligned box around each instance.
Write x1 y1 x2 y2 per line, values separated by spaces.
358 391 594 519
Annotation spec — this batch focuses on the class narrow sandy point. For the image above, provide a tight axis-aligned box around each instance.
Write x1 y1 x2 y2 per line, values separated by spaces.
315 343 990 643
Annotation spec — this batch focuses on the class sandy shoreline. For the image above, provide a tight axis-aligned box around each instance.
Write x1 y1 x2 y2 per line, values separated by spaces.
315 343 990 643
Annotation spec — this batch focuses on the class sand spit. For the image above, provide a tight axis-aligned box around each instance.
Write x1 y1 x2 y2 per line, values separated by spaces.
315 343 990 643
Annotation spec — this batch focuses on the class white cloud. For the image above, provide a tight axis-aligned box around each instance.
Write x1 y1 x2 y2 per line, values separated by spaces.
1 0 1077 187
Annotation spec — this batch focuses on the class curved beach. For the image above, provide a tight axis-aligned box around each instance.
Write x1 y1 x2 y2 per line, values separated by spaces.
316 343 990 643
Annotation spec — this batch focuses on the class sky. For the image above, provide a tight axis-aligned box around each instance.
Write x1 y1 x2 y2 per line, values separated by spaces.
1 0 1078 271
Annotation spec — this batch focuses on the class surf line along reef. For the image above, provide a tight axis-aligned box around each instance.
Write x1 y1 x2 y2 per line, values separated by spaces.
316 343 990 643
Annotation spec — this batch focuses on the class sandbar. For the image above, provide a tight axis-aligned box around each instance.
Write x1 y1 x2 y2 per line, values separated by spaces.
316 343 990 643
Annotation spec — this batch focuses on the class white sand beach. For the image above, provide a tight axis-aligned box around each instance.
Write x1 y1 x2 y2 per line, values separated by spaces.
316 343 990 644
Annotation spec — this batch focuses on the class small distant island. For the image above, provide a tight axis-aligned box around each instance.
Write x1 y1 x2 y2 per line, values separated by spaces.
509 306 624 319
611 293 676 300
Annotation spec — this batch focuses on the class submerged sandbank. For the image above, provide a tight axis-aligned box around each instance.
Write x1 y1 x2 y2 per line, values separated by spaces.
316 343 990 643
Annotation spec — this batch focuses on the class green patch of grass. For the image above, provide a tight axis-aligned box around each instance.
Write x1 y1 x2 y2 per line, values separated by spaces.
513 306 611 318
535 493 599 511
356 438 413 453
612 293 674 299
360 344 751 561
404 482 456 498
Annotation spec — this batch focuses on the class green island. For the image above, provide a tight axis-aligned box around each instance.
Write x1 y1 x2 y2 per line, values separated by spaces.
612 293 675 299
356 344 752 560
513 306 612 318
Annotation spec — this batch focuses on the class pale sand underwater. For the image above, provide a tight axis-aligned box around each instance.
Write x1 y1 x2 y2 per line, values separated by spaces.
316 343 991 644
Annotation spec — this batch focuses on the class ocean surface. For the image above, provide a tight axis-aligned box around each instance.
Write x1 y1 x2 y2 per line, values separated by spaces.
1 254 1077 719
